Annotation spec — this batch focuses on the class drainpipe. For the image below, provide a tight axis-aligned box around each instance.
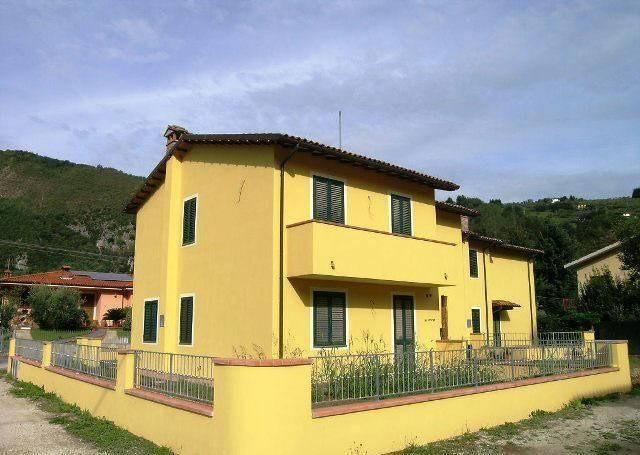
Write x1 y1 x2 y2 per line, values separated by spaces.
527 257 535 339
278 143 300 358
482 247 490 344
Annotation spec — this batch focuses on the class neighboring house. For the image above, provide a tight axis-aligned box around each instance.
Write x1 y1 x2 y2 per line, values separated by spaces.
564 242 628 288
0 266 133 326
125 125 542 357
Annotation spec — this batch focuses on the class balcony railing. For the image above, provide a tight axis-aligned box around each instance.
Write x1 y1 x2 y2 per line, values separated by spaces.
134 351 215 404
51 342 118 381
311 341 611 406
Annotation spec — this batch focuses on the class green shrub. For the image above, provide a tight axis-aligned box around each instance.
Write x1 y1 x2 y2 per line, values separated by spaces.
0 287 19 329
121 306 132 331
27 286 89 330
102 307 128 321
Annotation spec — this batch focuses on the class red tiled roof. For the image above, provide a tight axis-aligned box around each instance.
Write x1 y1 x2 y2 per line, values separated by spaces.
125 131 460 214
464 231 544 255
435 201 480 217
0 268 133 290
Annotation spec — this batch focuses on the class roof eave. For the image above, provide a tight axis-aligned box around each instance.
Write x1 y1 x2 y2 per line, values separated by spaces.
124 133 460 214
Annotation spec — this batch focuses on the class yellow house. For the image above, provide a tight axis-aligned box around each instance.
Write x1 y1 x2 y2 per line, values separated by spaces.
564 241 628 288
125 126 542 358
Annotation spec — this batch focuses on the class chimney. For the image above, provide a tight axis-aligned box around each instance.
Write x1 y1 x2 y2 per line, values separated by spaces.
2 269 11 279
61 265 71 271
164 125 189 151
460 215 470 233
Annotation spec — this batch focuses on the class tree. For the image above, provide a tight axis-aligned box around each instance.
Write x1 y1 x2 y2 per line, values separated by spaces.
577 270 640 324
632 188 640 198
0 288 19 329
615 217 640 281
27 286 89 330
102 307 128 322
121 306 132 331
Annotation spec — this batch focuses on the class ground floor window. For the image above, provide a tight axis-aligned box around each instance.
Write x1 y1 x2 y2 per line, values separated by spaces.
179 295 194 345
471 308 481 334
313 291 346 348
143 299 158 343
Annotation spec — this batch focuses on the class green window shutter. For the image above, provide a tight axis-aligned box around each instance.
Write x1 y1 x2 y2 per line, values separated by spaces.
391 194 411 235
471 308 481 334
313 291 346 347
182 197 197 245
179 296 194 345
143 300 158 343
313 176 345 224
469 249 479 278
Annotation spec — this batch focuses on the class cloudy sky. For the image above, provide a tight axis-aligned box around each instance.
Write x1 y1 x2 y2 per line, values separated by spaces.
1 0 638 201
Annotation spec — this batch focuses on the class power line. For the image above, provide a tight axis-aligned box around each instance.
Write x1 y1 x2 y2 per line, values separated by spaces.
0 239 131 262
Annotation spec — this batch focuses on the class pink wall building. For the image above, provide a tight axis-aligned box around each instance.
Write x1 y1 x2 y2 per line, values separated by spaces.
1 266 133 326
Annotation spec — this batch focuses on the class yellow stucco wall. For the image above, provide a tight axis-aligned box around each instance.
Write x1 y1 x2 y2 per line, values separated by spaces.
8 341 631 455
132 145 277 357
132 144 538 357
576 251 628 288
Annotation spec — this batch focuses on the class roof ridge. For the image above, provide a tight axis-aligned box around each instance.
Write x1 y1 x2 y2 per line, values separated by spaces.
125 131 460 214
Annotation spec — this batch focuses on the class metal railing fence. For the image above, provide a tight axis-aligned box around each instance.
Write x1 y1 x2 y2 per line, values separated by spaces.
311 341 611 406
15 338 43 363
537 331 585 346
51 342 118 381
0 328 9 355
465 331 586 349
134 351 215 404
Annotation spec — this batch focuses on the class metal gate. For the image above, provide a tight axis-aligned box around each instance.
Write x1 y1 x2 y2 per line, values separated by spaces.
0 328 9 356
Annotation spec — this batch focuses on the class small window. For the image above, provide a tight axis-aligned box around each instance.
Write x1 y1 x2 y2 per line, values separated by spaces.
469 249 479 278
391 194 412 235
182 196 197 245
313 176 345 224
143 300 158 343
471 308 481 334
313 291 346 347
179 296 194 345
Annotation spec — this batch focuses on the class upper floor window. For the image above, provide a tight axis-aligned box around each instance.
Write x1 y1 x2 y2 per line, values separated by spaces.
390 194 412 235
143 299 158 343
313 291 346 348
182 196 197 246
313 175 345 224
469 249 479 278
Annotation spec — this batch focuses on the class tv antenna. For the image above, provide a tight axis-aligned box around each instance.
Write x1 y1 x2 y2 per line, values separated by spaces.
338 110 342 149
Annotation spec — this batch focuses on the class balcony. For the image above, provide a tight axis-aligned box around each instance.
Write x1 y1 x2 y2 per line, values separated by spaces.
287 220 459 287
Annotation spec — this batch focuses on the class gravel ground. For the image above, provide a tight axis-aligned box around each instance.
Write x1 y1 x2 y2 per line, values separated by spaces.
0 379 100 455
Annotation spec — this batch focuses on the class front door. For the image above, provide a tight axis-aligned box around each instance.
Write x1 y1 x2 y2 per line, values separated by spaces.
393 295 415 357
493 310 502 347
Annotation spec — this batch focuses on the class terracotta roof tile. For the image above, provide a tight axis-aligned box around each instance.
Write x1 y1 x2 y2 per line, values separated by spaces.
0 268 132 289
125 132 460 214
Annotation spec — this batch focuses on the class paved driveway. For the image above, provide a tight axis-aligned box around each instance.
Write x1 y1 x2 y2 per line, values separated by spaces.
0 378 99 454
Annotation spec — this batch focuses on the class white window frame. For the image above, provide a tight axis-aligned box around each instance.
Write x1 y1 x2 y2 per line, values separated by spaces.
309 287 349 351
388 191 414 236
309 172 348 224
142 297 160 345
182 194 199 247
178 293 195 347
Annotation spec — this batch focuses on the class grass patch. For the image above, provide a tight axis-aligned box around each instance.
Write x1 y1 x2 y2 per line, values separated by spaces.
30 329 91 341
0 370 172 454
394 385 640 454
